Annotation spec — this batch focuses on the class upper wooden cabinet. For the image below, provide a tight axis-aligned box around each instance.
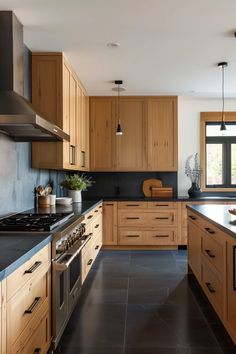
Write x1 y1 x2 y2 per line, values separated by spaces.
147 97 178 171
31 52 89 171
89 96 177 172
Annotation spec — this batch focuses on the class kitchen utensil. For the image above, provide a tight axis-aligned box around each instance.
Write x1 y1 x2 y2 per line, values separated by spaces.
38 195 50 207
143 179 163 197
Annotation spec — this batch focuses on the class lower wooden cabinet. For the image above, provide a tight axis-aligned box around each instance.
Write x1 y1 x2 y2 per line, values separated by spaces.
1 244 51 354
103 202 118 245
187 208 236 345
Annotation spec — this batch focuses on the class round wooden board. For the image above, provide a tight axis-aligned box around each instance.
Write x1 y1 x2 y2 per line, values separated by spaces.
142 179 163 197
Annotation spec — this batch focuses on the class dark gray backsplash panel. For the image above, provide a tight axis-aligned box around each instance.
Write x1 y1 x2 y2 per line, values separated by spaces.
83 172 177 199
0 134 65 215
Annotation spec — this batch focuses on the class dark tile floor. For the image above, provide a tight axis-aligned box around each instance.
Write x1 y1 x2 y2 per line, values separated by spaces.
55 250 236 354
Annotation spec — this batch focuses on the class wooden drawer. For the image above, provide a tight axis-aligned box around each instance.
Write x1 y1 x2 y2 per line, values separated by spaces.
93 213 103 235
82 246 94 284
7 264 50 346
200 219 227 244
202 233 224 274
147 211 176 226
14 309 50 354
11 300 50 354
148 201 177 209
187 210 201 226
118 201 148 209
6 244 50 301
91 231 102 259
146 229 177 245
118 230 145 245
118 211 147 227
202 261 223 317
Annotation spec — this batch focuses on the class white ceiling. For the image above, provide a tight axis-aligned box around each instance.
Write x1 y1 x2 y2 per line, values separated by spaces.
1 0 236 97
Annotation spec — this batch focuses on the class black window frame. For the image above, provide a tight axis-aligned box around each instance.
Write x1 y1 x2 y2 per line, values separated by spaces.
205 122 236 188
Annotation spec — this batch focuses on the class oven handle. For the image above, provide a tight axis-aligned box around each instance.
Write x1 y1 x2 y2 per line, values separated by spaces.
53 235 92 272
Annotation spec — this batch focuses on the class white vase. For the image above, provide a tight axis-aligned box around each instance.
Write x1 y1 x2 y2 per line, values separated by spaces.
68 190 82 203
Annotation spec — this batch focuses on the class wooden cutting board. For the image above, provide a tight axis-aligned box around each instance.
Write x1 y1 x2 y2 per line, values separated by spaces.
142 179 163 197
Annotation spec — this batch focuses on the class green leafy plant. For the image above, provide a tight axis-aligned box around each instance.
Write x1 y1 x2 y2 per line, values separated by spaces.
59 174 94 191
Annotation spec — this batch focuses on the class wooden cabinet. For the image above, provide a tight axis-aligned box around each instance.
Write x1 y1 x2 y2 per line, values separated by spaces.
147 97 178 171
103 202 118 246
115 98 147 170
90 97 115 171
187 208 236 345
82 203 103 283
32 52 89 171
90 96 177 172
226 238 236 343
187 215 202 282
5 244 51 354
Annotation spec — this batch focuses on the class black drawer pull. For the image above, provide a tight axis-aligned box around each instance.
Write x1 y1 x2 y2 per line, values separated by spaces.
87 259 93 266
126 217 140 220
99 205 102 208
88 215 93 219
106 203 114 206
205 227 215 234
24 297 41 314
205 249 216 258
24 261 42 274
94 224 99 228
95 245 99 250
205 282 215 293
153 235 169 238
126 235 140 238
126 204 140 207
189 215 197 220
155 204 169 207
34 349 42 354
155 217 169 220
95 210 99 213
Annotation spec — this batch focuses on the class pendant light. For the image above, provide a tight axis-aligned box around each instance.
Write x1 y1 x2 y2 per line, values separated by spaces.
115 80 123 135
218 61 228 131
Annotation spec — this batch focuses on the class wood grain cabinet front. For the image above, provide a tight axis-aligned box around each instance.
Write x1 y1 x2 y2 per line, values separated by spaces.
103 202 118 246
187 216 201 282
32 52 89 171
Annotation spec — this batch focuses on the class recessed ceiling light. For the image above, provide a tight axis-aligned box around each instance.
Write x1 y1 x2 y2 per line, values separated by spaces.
107 42 120 48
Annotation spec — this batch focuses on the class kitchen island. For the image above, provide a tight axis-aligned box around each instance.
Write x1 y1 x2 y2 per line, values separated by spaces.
187 204 236 346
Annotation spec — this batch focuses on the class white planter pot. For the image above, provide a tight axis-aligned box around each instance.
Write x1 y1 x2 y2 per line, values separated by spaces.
68 190 82 203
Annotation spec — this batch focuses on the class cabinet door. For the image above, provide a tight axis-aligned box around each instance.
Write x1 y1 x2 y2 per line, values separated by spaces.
115 98 147 170
226 238 236 343
188 218 201 281
90 98 115 171
103 202 118 245
147 98 177 171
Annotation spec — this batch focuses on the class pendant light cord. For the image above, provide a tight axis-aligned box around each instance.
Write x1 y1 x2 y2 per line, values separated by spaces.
118 83 120 124
222 64 225 123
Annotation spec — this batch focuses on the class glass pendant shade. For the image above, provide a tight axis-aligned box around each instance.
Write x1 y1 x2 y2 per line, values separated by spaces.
116 122 123 135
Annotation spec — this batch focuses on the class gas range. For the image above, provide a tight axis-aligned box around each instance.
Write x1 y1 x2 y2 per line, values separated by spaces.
0 212 74 232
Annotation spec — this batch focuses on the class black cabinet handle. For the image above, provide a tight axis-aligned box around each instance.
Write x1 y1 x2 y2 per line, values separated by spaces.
126 235 140 238
205 227 215 234
106 203 114 206
126 204 140 207
87 259 93 266
25 261 42 274
205 282 215 293
99 205 102 208
95 210 99 213
189 215 197 220
95 224 99 228
95 245 99 250
153 235 169 238
126 217 140 220
24 297 41 314
88 215 93 219
205 249 216 258
155 204 169 207
34 349 42 354
155 217 169 220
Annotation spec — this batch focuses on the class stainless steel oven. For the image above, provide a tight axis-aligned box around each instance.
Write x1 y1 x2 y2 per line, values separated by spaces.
51 219 91 350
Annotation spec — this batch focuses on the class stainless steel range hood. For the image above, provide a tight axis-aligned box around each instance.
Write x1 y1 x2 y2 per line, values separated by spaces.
0 11 70 142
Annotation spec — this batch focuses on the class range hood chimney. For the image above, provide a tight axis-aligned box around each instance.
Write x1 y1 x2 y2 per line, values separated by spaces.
0 11 70 142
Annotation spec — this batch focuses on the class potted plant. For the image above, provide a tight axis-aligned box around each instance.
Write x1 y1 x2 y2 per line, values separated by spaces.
59 174 94 202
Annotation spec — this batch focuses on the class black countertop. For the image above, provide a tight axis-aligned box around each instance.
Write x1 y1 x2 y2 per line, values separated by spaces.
187 204 236 240
0 233 52 281
90 196 236 202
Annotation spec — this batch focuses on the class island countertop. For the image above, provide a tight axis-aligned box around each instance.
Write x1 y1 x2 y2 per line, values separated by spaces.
186 204 236 239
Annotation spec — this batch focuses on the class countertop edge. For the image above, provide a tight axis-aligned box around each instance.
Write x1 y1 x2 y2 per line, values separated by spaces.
0 234 52 282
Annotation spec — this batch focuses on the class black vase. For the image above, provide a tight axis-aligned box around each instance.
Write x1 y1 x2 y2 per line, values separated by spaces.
188 182 202 198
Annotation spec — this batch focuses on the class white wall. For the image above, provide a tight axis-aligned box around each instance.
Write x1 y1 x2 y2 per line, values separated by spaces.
178 96 236 196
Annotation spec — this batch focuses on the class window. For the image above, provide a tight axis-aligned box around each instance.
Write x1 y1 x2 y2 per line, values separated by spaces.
205 122 236 188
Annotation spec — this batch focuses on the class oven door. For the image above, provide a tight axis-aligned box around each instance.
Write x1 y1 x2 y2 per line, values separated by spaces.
67 251 81 315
